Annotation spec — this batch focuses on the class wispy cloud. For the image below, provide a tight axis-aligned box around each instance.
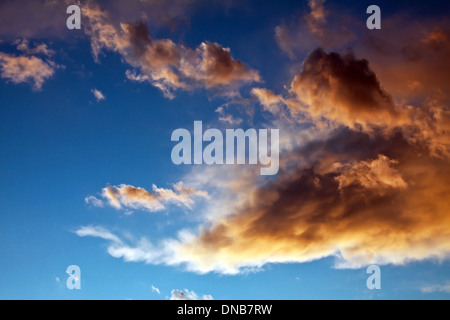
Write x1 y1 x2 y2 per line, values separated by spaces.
151 285 160 295
84 195 104 208
170 289 213 300
86 182 208 213
75 1 450 276
421 283 450 294
15 39 54 57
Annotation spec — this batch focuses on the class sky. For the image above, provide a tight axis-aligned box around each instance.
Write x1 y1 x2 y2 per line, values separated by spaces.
0 0 449 300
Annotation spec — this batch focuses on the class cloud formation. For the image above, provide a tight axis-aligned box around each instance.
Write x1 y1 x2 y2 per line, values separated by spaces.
151 285 160 295
82 3 260 98
170 289 213 300
290 48 408 131
86 182 208 213
76 1 450 275
0 52 56 90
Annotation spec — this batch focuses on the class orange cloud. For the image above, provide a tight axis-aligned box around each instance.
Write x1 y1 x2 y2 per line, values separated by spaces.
82 4 260 98
290 48 409 131
76 2 450 275
87 182 208 213
0 52 56 90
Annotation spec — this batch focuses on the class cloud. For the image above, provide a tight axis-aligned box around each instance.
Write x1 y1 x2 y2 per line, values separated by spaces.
274 0 356 58
274 24 296 59
151 285 160 295
0 0 202 39
0 52 56 90
75 225 122 243
215 106 243 125
334 154 408 194
290 48 408 131
86 182 208 213
421 283 450 293
251 88 285 115
15 39 55 57
78 40 450 274
75 3 450 276
91 88 106 102
170 289 213 300
84 195 104 207
82 4 260 98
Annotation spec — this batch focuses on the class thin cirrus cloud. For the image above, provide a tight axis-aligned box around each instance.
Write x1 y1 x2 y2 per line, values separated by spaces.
151 285 160 295
85 182 208 213
421 283 450 294
81 2 260 99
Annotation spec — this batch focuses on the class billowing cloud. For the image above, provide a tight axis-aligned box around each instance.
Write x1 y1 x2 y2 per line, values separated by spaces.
290 48 408 131
86 182 208 213
82 3 260 98
0 52 56 90
334 154 407 194
75 2 450 276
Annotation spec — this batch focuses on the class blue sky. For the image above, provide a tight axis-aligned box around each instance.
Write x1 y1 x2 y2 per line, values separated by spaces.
0 0 450 299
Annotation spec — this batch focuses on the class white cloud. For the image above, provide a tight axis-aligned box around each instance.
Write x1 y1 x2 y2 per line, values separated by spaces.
75 225 122 244
421 283 450 293
84 195 104 207
91 88 106 102
151 285 160 294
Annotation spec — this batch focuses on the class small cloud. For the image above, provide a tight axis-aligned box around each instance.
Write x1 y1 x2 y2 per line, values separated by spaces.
151 285 160 295
91 88 106 102
84 195 104 207
85 182 208 213
421 283 450 293
215 106 243 125
0 52 56 90
15 39 55 57
55 277 60 282
170 289 213 300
